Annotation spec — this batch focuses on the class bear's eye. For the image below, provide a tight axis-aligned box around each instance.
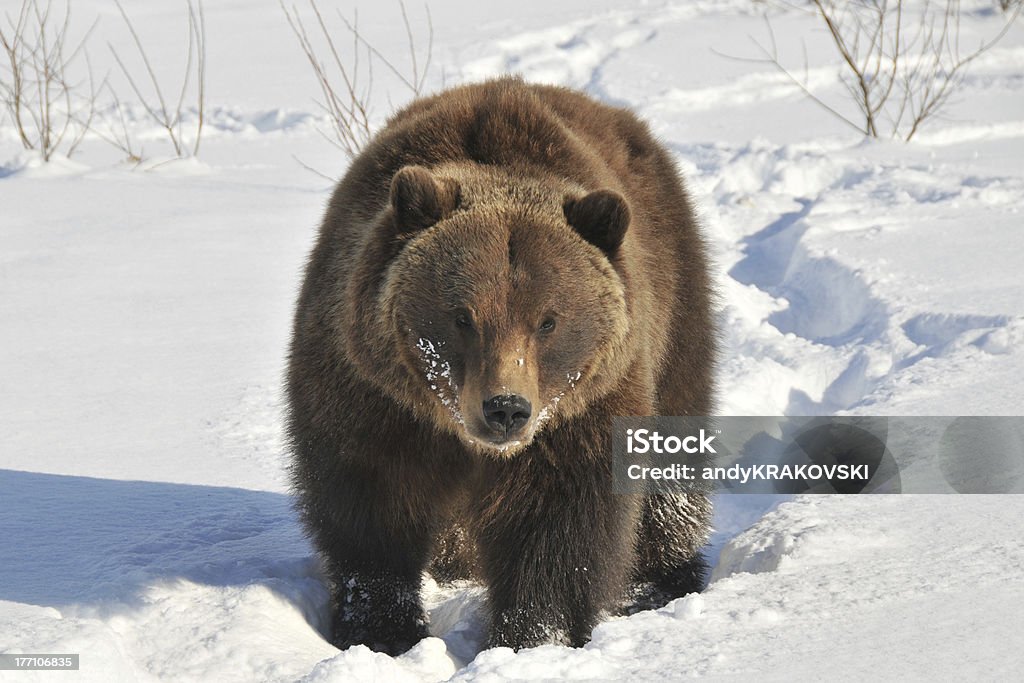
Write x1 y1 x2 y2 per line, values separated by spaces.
539 318 557 334
455 311 473 329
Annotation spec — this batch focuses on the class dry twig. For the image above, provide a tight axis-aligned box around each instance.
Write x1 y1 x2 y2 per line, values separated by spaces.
109 0 207 158
281 0 433 160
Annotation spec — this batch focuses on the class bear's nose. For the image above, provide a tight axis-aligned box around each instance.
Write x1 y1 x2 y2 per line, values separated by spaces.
482 395 532 437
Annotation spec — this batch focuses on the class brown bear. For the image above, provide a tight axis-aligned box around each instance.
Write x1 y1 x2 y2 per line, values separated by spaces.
286 77 716 655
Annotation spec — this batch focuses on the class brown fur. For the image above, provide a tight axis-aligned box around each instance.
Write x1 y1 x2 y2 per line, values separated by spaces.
287 77 716 654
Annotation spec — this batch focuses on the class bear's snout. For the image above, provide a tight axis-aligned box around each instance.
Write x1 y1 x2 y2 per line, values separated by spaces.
482 394 532 438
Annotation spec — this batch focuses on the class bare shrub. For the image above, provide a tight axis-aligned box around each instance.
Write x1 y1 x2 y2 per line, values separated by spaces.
754 1 1020 141
89 81 143 165
0 0 99 161
281 0 433 160
109 0 207 158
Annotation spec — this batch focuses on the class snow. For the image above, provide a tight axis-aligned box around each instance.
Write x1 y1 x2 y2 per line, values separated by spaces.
2 0 1023 680
448 496 1024 680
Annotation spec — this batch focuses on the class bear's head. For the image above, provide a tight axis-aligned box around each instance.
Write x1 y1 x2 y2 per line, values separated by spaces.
361 164 632 455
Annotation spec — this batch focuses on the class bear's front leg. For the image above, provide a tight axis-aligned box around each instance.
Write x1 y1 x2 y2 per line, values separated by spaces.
297 438 464 656
313 474 434 655
474 438 641 650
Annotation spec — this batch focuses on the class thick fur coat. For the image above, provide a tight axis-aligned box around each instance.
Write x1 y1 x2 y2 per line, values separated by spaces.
287 77 716 654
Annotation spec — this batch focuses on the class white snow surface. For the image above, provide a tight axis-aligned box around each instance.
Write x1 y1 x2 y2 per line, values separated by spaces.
2 0 1023 680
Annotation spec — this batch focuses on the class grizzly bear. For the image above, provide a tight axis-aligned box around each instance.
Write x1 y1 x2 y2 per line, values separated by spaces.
286 77 716 655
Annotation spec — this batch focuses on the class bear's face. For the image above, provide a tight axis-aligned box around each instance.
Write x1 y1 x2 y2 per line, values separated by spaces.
382 166 631 455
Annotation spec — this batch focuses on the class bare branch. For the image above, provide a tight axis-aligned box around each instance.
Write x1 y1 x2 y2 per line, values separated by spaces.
89 80 143 163
334 0 432 96
743 15 867 135
0 0 100 160
752 0 1021 141
190 0 206 156
291 153 337 183
108 0 207 158
281 0 433 162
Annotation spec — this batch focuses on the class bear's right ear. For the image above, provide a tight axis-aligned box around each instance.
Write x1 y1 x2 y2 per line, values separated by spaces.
390 166 459 233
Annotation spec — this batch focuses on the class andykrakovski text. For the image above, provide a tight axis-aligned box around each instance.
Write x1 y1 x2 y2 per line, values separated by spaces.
626 461 870 484
612 415 1024 495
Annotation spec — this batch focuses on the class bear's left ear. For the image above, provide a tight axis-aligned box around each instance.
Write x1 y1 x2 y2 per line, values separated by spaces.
390 165 460 233
563 189 630 255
